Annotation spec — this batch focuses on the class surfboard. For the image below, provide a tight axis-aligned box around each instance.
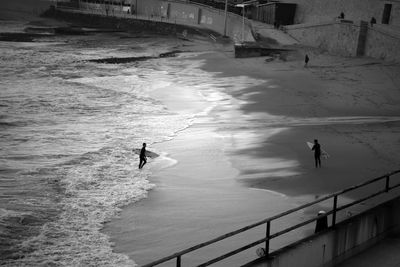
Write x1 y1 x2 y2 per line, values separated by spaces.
307 141 330 159
133 148 159 159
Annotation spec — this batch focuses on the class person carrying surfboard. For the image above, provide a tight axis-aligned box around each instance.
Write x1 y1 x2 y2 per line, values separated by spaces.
138 143 147 169
312 139 321 168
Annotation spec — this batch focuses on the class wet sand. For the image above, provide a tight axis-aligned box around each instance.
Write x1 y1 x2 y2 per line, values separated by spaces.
104 45 302 266
3 3 399 265
200 50 400 195
104 41 400 265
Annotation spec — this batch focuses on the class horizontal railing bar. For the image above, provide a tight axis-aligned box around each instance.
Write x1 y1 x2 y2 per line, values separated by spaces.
143 198 333 266
197 237 268 267
267 170 400 222
143 202 325 267
335 189 387 213
142 220 270 266
142 257 174 267
390 183 400 190
267 194 333 221
270 189 386 239
270 188 391 239
271 188 390 240
338 174 389 195
273 170 399 214
143 170 400 266
270 216 321 239
270 185 397 239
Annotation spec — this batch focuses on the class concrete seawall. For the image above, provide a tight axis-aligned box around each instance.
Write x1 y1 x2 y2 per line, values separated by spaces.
247 196 400 267
285 21 359 57
54 1 400 62
278 0 400 62
77 0 255 43
365 24 400 61
285 20 400 62
281 0 400 28
44 7 213 38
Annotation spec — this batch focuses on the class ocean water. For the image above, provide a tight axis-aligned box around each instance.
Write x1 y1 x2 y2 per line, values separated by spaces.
0 21 200 266
0 20 269 266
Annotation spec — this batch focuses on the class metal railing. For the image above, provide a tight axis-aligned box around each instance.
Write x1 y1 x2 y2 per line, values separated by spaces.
143 169 400 267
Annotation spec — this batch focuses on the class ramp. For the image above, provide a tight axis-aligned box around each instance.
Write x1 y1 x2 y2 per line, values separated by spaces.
251 21 298 47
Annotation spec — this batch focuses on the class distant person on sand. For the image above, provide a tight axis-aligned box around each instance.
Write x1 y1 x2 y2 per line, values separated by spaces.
370 17 376 27
139 143 147 169
339 12 345 19
312 139 321 168
304 54 310 67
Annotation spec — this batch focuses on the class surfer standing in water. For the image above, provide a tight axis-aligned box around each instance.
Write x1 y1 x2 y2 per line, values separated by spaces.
139 143 147 169
312 139 321 168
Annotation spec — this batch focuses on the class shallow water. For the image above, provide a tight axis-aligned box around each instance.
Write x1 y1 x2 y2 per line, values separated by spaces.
0 24 198 266
0 21 268 266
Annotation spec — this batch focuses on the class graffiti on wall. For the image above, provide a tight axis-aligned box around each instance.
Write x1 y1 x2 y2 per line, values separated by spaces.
170 10 196 21
200 15 213 25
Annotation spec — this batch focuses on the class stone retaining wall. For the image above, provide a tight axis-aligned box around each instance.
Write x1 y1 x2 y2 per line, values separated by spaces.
78 0 255 42
281 0 400 28
285 20 400 62
365 24 400 61
285 21 360 57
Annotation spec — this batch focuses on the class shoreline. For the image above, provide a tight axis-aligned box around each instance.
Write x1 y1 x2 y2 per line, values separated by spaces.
199 49 400 195
103 48 299 266
104 40 400 265
1 5 399 265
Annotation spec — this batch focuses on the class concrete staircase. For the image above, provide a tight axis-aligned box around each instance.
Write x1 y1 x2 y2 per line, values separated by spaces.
250 20 299 47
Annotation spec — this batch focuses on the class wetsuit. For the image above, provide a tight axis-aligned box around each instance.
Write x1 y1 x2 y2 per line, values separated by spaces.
139 147 147 169
312 143 321 168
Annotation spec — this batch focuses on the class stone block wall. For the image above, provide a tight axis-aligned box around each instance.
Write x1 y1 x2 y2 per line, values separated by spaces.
282 0 400 28
285 21 360 57
365 24 400 61
391 2 400 26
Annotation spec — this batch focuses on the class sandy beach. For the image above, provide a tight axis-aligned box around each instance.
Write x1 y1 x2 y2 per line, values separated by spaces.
1 2 399 264
104 38 400 266
203 51 400 195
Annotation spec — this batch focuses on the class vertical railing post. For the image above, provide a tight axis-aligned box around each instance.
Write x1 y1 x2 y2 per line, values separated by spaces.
332 195 338 227
177 255 181 267
385 175 390 192
265 221 271 257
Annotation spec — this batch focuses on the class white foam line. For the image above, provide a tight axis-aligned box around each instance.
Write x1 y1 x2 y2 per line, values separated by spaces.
243 115 400 128
248 187 287 198
157 154 178 167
